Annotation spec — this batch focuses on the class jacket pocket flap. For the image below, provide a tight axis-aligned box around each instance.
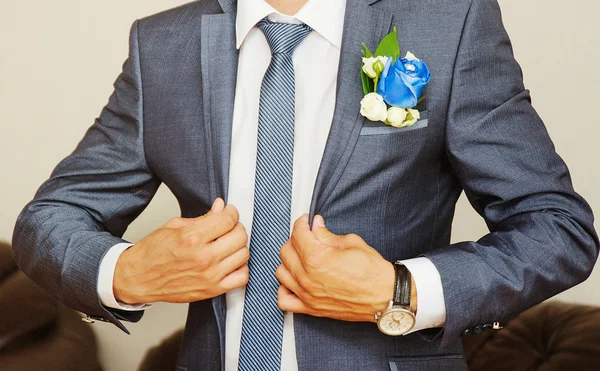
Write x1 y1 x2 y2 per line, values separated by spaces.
388 354 466 371
360 110 429 136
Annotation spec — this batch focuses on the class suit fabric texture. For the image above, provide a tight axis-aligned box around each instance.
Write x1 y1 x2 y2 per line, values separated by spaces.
12 0 598 370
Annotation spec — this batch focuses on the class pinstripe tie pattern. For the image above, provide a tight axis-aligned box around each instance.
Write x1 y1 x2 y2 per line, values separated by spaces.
238 18 312 371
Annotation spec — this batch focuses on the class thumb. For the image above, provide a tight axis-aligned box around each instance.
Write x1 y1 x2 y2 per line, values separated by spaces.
210 198 225 213
163 198 225 229
197 198 225 220
311 215 342 248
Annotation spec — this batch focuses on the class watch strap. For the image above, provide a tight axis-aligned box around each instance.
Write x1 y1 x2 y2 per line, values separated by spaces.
393 263 411 307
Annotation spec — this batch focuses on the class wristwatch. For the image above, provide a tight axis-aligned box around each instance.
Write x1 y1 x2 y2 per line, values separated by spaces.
375 262 416 336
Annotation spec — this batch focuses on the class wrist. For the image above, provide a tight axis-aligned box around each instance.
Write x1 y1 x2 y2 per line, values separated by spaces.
373 261 395 321
410 273 417 314
113 247 141 305
374 262 418 319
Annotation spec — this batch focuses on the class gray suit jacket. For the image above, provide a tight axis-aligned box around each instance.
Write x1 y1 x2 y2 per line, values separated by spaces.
12 0 599 370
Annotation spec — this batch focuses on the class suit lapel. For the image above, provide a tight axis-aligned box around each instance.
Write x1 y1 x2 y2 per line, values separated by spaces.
200 0 391 366
201 12 238 203
200 8 237 371
309 0 393 222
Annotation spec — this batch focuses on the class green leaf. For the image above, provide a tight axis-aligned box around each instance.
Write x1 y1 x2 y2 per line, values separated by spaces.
361 69 373 96
375 27 400 62
361 42 373 58
360 42 374 95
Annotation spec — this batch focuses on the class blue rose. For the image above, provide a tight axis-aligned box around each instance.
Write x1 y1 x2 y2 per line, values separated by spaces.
376 52 431 108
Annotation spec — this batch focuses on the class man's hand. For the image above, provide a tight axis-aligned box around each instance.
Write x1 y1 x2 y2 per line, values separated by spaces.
113 198 249 305
276 214 404 322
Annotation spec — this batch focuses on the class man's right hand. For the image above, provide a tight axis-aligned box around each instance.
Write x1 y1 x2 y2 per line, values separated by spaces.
113 198 249 305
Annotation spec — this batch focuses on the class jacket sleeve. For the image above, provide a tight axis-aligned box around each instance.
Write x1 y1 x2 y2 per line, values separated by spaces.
424 0 599 346
11 20 160 333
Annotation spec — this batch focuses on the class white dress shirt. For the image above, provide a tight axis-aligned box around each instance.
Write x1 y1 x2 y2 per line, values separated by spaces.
97 0 447 370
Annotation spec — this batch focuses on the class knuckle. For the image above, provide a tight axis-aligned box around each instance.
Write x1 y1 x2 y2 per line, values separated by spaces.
295 289 310 302
179 232 199 249
291 232 301 248
277 297 285 310
240 247 250 262
194 250 215 270
225 204 240 223
279 243 289 260
229 267 249 288
277 295 288 311
279 247 285 261
347 233 362 244
293 217 304 230
165 217 183 228
197 270 210 282
275 265 285 279
346 233 358 241
237 225 249 246
224 213 237 230
297 274 313 292
241 271 249 285
195 228 208 243
311 288 326 299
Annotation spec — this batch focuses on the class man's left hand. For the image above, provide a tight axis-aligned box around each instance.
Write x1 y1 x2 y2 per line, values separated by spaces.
276 214 396 322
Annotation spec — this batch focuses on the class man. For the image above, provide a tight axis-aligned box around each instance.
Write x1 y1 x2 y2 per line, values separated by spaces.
12 0 599 370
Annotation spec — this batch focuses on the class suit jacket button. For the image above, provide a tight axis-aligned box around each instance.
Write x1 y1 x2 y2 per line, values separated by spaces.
474 325 484 334
462 328 472 336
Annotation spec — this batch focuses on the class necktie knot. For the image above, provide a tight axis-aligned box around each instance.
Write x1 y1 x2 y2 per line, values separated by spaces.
257 17 313 56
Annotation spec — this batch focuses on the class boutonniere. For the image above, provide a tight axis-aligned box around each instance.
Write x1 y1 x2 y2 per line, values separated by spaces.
360 28 431 128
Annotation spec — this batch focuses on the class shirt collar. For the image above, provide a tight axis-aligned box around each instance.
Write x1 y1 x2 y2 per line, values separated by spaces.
235 0 347 49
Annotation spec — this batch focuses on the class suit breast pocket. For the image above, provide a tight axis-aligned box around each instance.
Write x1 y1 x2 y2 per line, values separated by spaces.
388 355 467 371
359 110 429 136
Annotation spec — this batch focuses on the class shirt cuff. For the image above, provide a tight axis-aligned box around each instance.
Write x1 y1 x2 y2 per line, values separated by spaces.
400 257 446 335
97 242 153 311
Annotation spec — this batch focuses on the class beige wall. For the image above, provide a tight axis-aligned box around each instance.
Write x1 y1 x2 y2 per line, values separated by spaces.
1 0 598 370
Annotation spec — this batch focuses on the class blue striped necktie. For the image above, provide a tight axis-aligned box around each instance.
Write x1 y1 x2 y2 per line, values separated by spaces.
237 17 312 371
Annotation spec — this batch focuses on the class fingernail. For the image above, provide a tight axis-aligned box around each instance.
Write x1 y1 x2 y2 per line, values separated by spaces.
314 215 326 228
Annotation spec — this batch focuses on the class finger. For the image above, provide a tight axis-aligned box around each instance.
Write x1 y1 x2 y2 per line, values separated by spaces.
277 285 311 314
291 214 319 255
211 223 249 261
275 264 306 298
280 239 307 277
218 246 250 276
311 215 343 248
219 264 249 291
183 204 240 244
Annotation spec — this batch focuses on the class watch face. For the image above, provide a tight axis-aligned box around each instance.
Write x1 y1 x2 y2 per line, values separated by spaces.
378 308 416 336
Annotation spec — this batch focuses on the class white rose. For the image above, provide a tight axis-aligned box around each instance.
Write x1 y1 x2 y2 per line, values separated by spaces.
404 51 419 61
361 56 389 78
385 107 408 128
360 93 388 122
404 108 421 127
